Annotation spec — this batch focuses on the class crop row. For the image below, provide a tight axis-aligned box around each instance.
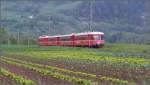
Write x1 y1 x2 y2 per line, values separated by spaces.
2 56 131 84
0 67 35 85
2 57 97 78
100 76 130 84
9 51 150 67
0 57 96 85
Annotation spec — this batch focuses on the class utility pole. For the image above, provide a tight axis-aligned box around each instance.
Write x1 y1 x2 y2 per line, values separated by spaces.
53 17 55 35
28 15 34 47
50 16 55 35
27 34 29 47
7 33 10 47
17 29 20 45
49 16 51 35
89 1 93 32
6 29 10 47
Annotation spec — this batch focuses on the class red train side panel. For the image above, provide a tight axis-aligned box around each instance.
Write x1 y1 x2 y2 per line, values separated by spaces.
38 32 104 48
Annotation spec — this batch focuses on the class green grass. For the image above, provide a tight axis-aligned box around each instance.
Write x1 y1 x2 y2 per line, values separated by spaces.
0 45 86 52
99 44 150 54
1 44 149 52
1 44 149 58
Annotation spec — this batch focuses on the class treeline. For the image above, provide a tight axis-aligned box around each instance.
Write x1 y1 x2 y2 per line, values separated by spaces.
1 28 150 45
0 28 36 45
1 0 149 44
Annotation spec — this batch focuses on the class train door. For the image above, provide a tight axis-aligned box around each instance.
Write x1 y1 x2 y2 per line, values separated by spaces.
71 35 75 46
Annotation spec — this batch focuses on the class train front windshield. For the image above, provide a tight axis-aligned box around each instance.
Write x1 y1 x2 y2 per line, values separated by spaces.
94 35 104 40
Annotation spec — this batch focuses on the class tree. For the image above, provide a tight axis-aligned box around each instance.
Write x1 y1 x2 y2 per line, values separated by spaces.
0 28 8 44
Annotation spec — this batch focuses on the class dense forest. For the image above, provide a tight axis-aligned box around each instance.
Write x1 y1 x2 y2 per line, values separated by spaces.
0 0 149 44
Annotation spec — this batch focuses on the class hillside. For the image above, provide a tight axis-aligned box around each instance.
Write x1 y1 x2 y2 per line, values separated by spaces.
0 0 149 44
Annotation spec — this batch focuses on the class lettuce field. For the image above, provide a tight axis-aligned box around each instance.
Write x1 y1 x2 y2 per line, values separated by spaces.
0 44 150 85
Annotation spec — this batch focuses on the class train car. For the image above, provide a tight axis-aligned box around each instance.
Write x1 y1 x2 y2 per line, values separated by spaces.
38 32 104 48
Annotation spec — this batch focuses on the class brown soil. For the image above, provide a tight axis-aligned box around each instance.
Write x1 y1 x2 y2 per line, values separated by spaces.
0 61 75 85
5 54 150 84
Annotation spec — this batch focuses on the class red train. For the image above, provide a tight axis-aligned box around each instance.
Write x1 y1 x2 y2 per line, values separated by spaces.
38 32 104 48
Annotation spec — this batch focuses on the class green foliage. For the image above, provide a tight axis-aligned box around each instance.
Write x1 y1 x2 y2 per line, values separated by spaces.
1 0 149 44
100 76 129 84
1 43 149 54
1 44 149 84
1 44 149 67
2 56 134 84
6 47 149 67
100 44 150 54
1 57 96 85
0 67 35 85
0 28 8 44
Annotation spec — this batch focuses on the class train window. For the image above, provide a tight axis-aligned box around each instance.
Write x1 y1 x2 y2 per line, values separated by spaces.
60 36 70 41
38 38 42 41
94 35 101 40
76 35 88 40
101 35 104 40
39 38 45 41
48 38 55 41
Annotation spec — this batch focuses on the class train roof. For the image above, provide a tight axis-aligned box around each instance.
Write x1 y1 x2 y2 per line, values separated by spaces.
76 32 104 35
39 32 104 38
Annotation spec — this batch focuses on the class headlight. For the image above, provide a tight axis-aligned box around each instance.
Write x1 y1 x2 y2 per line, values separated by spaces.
96 42 101 44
